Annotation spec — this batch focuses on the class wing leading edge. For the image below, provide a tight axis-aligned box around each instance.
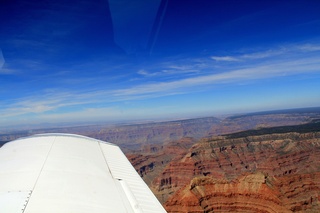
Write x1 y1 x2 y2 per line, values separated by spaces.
0 133 166 213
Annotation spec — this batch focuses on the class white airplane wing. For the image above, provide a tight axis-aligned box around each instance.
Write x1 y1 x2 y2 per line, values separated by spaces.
0 133 166 213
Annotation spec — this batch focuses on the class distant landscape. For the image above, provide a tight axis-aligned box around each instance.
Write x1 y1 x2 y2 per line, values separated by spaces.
1 107 320 149
1 107 320 212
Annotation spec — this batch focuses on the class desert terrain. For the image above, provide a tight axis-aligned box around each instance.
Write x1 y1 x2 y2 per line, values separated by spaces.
1 107 320 212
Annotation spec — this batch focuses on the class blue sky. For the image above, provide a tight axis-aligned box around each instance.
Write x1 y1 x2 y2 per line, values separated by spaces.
0 0 320 128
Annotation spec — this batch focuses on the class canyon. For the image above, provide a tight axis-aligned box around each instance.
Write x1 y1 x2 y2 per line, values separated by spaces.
0 117 220 151
125 111 320 212
1 107 320 212
159 131 320 212
2 107 320 151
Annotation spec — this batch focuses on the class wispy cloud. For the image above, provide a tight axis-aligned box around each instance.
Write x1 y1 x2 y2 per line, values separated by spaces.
0 91 94 117
35 107 125 123
240 49 284 59
296 44 320 52
0 49 4 69
1 42 320 125
211 56 240 62
137 65 199 78
211 44 320 62
116 56 320 97
0 49 15 74
0 68 15 74
211 50 281 62
137 69 158 77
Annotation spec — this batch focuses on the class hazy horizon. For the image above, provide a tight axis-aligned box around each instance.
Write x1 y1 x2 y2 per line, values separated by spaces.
1 0 320 128
1 106 320 133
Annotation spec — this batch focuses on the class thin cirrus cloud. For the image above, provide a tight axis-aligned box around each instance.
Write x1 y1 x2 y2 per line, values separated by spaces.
0 92 94 118
297 44 320 52
0 68 15 74
211 56 240 62
1 42 320 124
0 49 15 74
211 44 320 62
35 107 126 123
211 51 278 62
0 49 5 72
115 43 320 100
137 69 159 77
115 56 320 97
137 67 198 78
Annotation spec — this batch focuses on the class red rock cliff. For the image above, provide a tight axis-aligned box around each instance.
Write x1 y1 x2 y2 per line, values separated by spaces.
153 132 320 212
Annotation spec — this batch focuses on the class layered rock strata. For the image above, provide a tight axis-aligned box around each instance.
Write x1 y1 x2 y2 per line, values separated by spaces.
127 137 195 187
154 132 320 212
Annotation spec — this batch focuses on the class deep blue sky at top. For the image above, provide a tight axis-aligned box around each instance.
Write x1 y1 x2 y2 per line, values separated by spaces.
0 0 320 128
